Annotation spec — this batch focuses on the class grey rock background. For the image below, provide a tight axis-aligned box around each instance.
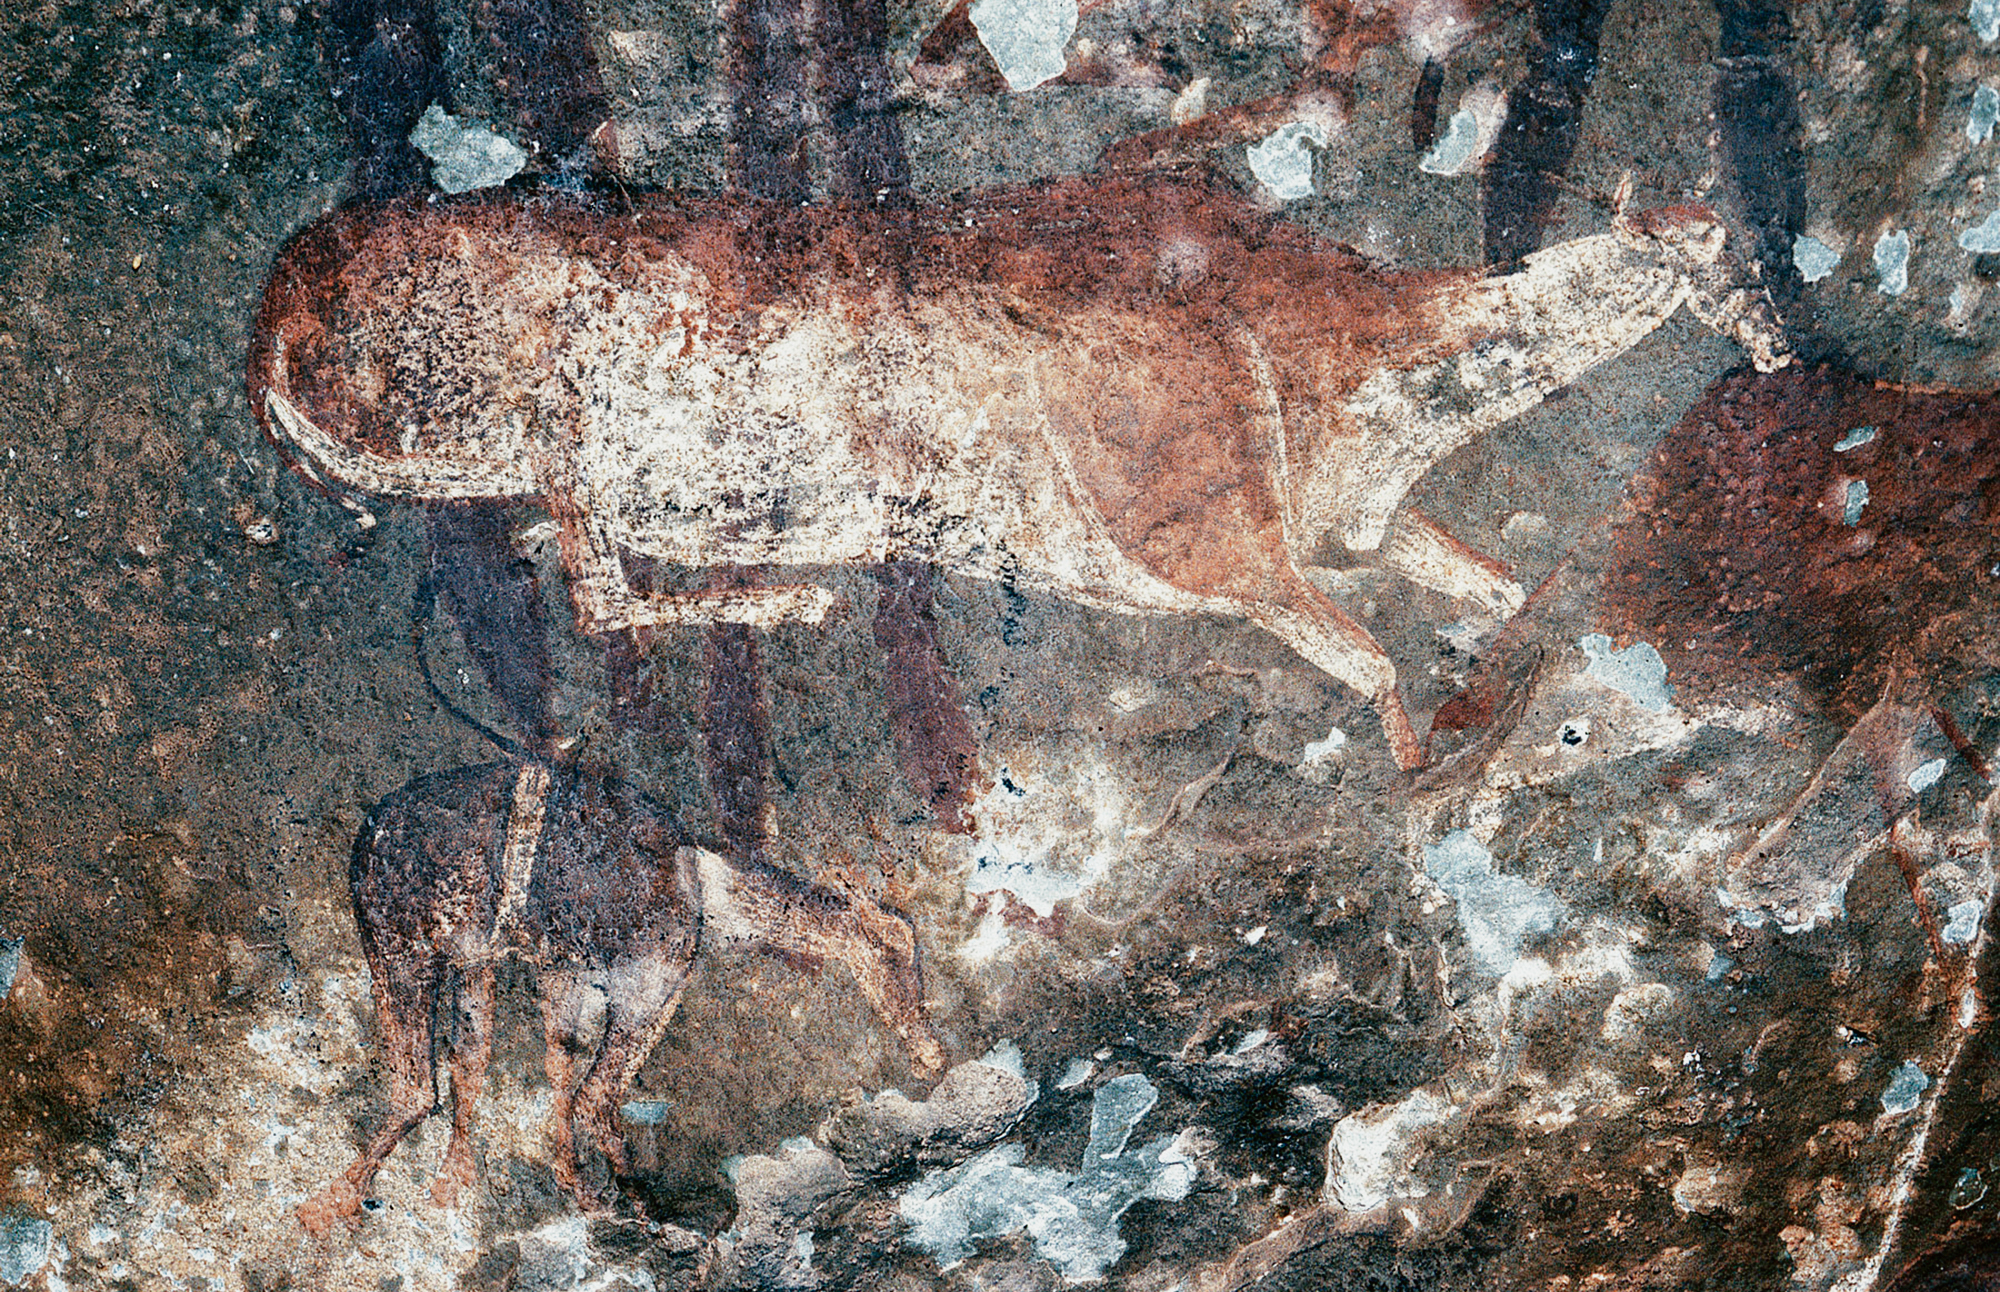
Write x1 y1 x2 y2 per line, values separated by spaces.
0 0 1997 1289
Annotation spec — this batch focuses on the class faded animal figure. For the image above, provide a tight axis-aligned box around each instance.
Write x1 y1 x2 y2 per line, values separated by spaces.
250 178 1788 769
296 761 943 1237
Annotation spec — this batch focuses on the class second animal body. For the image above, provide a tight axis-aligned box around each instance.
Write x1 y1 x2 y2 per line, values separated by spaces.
298 760 941 1235
250 176 1787 769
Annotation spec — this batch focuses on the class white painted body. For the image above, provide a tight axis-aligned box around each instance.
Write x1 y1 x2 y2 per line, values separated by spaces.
261 198 1788 768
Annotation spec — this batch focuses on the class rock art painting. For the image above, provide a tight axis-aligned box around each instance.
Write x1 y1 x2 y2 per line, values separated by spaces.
294 760 942 1237
249 183 1785 770
12 0 2000 1290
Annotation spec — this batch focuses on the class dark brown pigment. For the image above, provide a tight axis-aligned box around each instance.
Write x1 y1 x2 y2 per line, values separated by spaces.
1605 363 2000 721
1482 0 1614 267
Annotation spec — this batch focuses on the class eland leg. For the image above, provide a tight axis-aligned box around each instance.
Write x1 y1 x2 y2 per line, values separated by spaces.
571 952 694 1179
1246 572 1424 771
299 945 445 1236
430 960 496 1208
536 963 610 1208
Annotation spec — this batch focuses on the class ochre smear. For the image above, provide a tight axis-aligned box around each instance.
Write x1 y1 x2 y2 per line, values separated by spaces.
1605 363 2000 722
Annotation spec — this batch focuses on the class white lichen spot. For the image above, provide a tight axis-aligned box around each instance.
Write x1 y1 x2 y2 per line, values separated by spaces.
958 898 1011 963
899 1074 1192 1282
1714 885 1768 929
1418 84 1504 176
1241 925 1267 946
1580 633 1672 711
1300 727 1346 764
0 936 19 998
1056 1057 1096 1090
967 849 1079 916
980 1039 1029 1080
1399 1 1476 58
1841 479 1870 525
964 761 1125 917
1105 681 1157 714
1421 830 1565 976
1833 425 1876 452
409 105 527 194
506 1215 651 1291
1907 757 1947 793
619 1099 676 1125
1881 1060 1929 1115
1324 1088 1454 1212
1502 510 1549 542
0 1215 50 1288
1944 898 1985 944
1951 282 1978 323
1970 84 2000 142
1246 122 1327 201
1873 229 1911 295
1976 0 2000 43
1419 110 1480 176
1770 878 1847 936
1794 235 1840 282
1434 618 1490 656
1959 208 2000 253
968 0 1077 91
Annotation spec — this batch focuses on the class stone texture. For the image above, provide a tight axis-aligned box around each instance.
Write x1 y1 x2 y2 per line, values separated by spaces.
0 1 1996 1290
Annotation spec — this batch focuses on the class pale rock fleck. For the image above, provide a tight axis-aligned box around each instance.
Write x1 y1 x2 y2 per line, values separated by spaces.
899 1075 1192 1282
1841 478 1869 526
1168 77 1210 126
1975 0 2000 43
1945 898 1985 944
0 1215 50 1287
1420 830 1564 977
1968 83 2000 142
1417 83 1504 176
409 105 527 194
1056 1057 1096 1090
1881 1061 1929 1116
968 0 1077 91
1324 1089 1454 1212
1581 633 1671 711
1959 207 2000 253
1873 229 1911 295
1299 727 1346 764
964 759 1127 917
1246 122 1327 201
1794 235 1841 282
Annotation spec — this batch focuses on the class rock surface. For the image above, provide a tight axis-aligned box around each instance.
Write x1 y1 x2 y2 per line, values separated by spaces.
0 1 1997 1290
